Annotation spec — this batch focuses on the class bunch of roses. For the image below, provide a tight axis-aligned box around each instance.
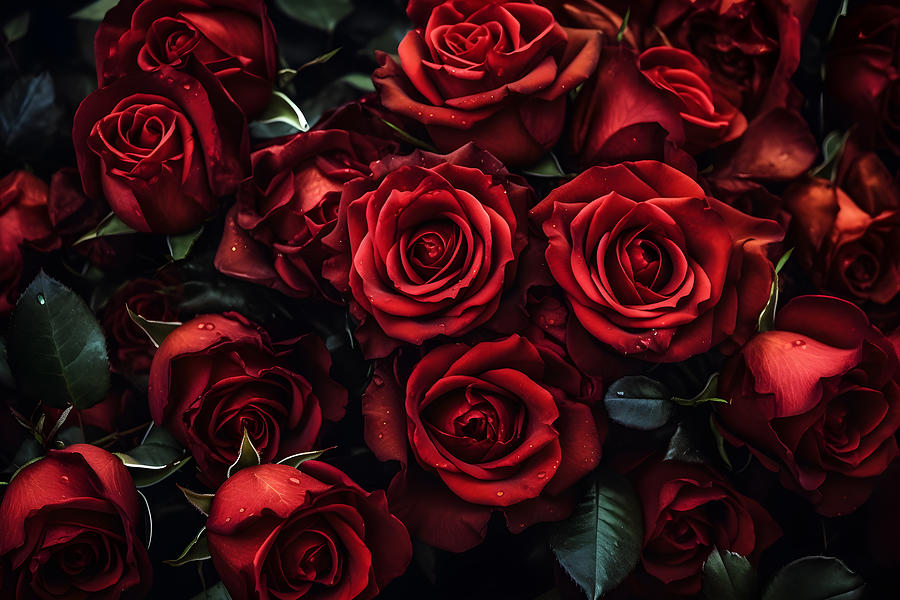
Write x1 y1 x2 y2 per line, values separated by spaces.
1 0 900 598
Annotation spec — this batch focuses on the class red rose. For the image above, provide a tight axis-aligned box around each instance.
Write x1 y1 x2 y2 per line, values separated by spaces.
94 0 278 118
0 171 59 315
364 335 604 551
323 143 532 358
635 460 781 595
214 128 396 299
73 66 249 234
530 160 783 362
715 295 900 516
783 143 900 305
827 2 900 155
148 312 347 485
0 444 152 599
206 462 412 600
373 0 601 166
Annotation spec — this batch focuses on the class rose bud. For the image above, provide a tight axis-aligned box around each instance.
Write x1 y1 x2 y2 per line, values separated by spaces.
635 460 781 596
365 335 604 552
783 148 900 306
322 143 532 359
715 295 900 516
73 66 250 235
374 0 601 167
148 312 347 486
0 444 152 599
0 171 59 315
206 462 412 600
94 0 278 118
102 274 182 374
530 160 783 363
214 128 397 299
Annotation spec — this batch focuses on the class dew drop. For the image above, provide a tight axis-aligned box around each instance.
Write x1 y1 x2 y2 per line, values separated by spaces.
377 433 384 439
230 246 237 252
792 339 806 347
288 477 301 484
183 84 191 90
239 507 245 513
496 490 504 497
225 516 231 523
536 471 546 479
203 322 215 330
372 374 384 386
60 475 69 482
37 293 45 305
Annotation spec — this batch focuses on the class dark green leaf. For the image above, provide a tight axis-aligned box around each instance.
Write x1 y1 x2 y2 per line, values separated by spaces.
8 272 110 409
672 374 728 406
337 73 376 92
811 131 849 180
75 212 137 245
757 275 779 332
275 0 353 32
710 414 733 470
126 306 181 348
763 556 865 600
277 447 335 468
298 48 342 71
179 485 214 516
167 226 204 261
604 376 674 430
703 548 757 600
0 73 62 159
70 0 118 20
3 11 30 43
379 119 437 151
827 0 850 43
549 469 643 600
523 153 568 178
664 423 707 464
190 582 231 600
616 7 631 43
116 426 190 488
6 439 43 478
227 429 261 478
0 338 13 389
249 91 309 138
165 528 210 567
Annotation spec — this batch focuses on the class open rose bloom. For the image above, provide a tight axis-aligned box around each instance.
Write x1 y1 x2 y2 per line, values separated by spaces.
4 0 900 598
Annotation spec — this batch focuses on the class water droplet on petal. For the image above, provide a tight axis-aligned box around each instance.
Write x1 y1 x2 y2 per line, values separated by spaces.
496 490 504 497
37 294 45 305
536 471 546 479
60 475 69 482
203 322 215 330
225 516 231 523
288 477 301 485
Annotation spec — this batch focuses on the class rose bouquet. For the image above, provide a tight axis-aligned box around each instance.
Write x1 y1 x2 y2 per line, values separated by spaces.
0 0 898 599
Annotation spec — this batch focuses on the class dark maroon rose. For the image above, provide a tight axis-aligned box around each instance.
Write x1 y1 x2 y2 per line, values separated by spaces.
374 0 601 166
214 128 397 299
323 143 532 358
206 462 412 600
716 295 900 516
73 66 249 234
0 171 59 315
94 0 278 118
364 335 604 551
148 312 347 485
0 444 152 599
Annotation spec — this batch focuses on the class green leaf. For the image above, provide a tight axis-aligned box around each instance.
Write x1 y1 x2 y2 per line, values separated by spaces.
165 527 210 567
0 337 13 389
116 426 190 488
616 7 632 43
126 306 182 349
70 0 118 20
0 72 62 159
757 272 780 333
167 226 204 261
672 374 728 407
275 0 353 32
523 153 569 178
775 247 794 274
763 556 865 600
549 469 643 600
703 548 757 600
379 119 437 151
827 0 850 43
7 272 110 409
189 582 231 600
179 485 214 516
299 47 342 71
3 11 30 43
249 91 309 139
337 73 376 92
277 446 335 468
74 212 137 245
663 423 707 464
604 376 674 430
227 429 261 478
710 414 733 470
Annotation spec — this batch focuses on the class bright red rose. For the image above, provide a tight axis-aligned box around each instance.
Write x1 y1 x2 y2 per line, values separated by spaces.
214 128 396 299
148 312 347 485
715 295 900 516
73 66 249 234
635 460 781 596
206 462 412 600
783 144 900 305
0 444 152 599
94 0 278 118
530 160 783 362
0 171 59 315
364 335 604 551
374 0 601 166
322 143 532 358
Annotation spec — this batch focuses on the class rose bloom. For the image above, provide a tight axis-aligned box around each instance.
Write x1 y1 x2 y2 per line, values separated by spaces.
635 460 781 596
0 444 152 599
0 171 59 315
828 2 900 154
374 0 601 166
784 142 900 306
323 143 531 358
215 128 397 299
206 462 412 600
530 160 783 363
716 295 900 516
148 312 347 486
73 66 249 234
364 335 604 551
94 0 278 118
